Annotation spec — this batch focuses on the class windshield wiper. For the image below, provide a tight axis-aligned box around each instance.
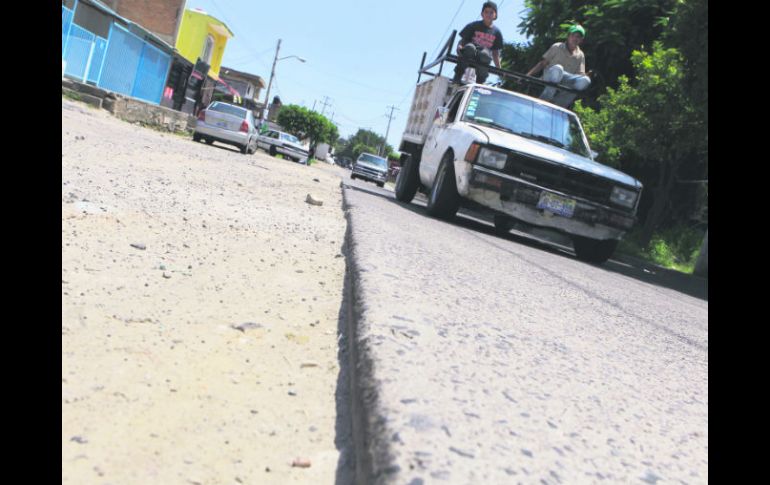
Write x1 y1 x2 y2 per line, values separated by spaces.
517 132 567 149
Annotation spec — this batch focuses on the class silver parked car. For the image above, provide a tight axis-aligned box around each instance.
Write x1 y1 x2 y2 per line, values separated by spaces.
351 153 389 187
193 102 259 154
257 130 309 164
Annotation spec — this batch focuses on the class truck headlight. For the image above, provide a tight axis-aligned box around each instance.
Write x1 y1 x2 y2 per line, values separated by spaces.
610 186 638 209
477 148 507 170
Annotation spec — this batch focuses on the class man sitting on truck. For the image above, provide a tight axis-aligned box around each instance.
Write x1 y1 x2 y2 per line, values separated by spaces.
452 2 504 85
526 24 592 107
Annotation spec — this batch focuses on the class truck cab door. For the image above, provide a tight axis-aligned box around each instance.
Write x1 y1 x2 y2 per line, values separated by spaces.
421 90 466 187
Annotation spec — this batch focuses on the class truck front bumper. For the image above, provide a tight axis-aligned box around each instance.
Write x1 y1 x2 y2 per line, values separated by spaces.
461 164 636 240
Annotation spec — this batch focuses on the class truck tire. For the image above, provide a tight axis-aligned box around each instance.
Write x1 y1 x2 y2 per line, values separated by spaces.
426 152 460 220
572 236 618 264
395 154 420 203
269 146 277 157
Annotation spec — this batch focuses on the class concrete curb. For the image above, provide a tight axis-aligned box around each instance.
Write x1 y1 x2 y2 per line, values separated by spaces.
62 86 103 109
62 77 194 133
340 185 398 485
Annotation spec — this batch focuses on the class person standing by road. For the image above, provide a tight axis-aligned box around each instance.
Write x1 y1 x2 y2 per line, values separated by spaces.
452 2 504 85
527 24 592 107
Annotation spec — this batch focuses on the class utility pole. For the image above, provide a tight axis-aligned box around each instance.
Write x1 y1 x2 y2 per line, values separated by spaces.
319 96 332 116
379 105 399 157
262 38 281 123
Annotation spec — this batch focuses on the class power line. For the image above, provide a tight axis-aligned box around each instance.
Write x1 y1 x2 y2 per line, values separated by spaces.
209 0 272 73
429 0 467 60
302 63 404 96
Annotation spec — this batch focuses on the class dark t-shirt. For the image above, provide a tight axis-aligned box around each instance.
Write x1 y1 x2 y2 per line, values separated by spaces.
459 21 503 53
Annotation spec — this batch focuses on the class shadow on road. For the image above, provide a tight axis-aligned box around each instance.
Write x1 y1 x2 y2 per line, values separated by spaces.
343 182 707 302
333 239 356 485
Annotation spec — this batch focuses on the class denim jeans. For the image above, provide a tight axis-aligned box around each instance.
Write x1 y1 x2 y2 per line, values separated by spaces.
453 44 492 84
540 64 591 107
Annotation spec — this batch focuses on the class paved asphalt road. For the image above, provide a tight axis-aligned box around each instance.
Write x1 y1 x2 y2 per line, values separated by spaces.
340 174 708 484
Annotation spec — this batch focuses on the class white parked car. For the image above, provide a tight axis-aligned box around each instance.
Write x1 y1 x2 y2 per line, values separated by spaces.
257 130 309 164
193 102 259 154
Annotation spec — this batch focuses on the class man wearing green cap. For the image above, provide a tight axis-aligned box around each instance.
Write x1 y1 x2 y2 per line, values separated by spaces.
526 24 592 107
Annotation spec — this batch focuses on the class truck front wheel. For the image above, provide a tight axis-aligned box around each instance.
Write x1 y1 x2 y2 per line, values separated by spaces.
395 154 420 202
572 236 618 264
426 152 460 220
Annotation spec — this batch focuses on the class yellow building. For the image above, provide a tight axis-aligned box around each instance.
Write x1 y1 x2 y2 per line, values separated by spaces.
174 7 233 80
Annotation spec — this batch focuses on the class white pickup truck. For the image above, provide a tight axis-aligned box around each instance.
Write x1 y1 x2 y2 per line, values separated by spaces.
395 75 643 264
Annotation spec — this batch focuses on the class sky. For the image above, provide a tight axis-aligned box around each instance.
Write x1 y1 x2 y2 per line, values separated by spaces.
188 0 531 150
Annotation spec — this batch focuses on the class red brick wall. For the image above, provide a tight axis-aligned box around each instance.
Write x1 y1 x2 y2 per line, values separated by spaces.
113 0 186 44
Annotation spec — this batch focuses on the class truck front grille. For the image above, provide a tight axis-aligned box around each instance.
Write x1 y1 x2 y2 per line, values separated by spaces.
504 152 616 207
354 166 386 178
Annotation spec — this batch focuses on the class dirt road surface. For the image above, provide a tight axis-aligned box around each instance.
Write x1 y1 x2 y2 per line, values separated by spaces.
62 98 353 484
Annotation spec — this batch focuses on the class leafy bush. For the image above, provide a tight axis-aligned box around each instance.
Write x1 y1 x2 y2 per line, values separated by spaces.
619 224 704 273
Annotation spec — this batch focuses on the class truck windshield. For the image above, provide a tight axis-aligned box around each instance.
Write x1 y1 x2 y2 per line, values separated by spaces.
462 88 591 158
358 154 388 168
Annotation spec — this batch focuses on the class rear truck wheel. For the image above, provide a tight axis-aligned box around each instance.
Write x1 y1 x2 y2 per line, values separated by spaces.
193 133 201 142
572 236 618 264
269 146 277 157
377 182 385 188
426 151 460 220
395 154 420 203
493 214 513 236
205 138 214 145
240 144 249 154
350 173 356 180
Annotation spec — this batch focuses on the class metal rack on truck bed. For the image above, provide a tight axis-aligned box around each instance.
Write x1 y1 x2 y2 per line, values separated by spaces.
417 30 582 100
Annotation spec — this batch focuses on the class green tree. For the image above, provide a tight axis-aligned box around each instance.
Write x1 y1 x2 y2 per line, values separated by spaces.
574 42 700 244
276 105 339 152
338 129 393 161
663 0 707 165
514 0 677 102
351 143 378 161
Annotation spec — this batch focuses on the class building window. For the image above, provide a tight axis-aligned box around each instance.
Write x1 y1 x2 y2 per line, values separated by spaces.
201 35 215 64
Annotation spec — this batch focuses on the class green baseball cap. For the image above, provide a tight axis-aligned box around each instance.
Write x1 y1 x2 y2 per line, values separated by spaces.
568 25 586 37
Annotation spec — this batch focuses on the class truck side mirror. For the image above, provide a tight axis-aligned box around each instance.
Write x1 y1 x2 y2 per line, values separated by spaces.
435 107 450 124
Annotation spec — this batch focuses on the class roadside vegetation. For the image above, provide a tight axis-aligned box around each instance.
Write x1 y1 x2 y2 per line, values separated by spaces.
334 129 397 161
62 91 82 102
619 224 704 273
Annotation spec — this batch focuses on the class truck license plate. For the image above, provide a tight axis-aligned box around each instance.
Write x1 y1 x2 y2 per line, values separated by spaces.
537 192 576 218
